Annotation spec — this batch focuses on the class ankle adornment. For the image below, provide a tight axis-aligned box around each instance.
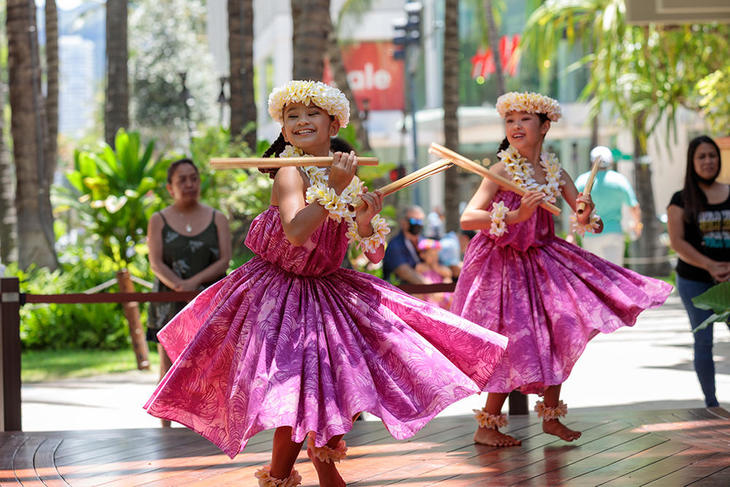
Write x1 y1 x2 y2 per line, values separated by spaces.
307 433 347 464
535 400 567 421
473 408 508 429
254 465 302 487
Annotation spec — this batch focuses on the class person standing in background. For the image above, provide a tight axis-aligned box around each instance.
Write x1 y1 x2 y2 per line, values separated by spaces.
383 205 427 284
574 146 642 266
667 135 730 408
147 159 232 427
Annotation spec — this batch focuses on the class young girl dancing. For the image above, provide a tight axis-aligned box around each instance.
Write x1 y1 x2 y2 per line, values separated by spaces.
451 92 672 448
144 80 507 486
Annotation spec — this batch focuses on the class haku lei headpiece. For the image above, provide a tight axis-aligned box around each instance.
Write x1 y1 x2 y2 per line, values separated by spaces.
268 80 350 128
496 92 562 122
280 145 389 253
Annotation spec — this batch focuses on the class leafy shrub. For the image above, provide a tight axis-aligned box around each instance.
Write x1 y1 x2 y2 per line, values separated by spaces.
7 256 148 350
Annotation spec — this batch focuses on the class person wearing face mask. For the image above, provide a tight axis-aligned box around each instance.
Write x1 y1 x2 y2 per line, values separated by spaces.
667 135 730 408
383 205 428 284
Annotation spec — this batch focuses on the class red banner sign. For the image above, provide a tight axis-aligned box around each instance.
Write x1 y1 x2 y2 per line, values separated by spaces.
471 34 520 80
324 42 404 111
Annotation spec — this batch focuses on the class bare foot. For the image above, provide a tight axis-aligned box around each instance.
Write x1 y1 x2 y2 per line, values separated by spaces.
474 427 521 447
542 419 581 441
307 447 346 487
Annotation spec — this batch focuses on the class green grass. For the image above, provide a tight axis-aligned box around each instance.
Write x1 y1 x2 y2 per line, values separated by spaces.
21 348 161 383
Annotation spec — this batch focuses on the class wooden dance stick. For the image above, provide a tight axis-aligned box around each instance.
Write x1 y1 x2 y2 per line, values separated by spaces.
349 159 454 211
429 142 561 216
210 156 379 169
576 156 601 215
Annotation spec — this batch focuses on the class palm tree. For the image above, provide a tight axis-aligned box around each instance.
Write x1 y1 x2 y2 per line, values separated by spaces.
483 0 505 96
0 3 16 264
105 0 129 147
326 16 371 152
45 0 58 177
290 0 330 80
522 0 728 275
442 0 461 231
228 0 257 149
7 0 58 269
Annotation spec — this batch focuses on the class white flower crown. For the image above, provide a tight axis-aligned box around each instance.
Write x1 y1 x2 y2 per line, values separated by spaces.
268 80 350 128
496 92 562 122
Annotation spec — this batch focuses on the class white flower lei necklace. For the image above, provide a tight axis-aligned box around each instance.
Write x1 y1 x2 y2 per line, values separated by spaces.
498 146 563 203
280 144 389 253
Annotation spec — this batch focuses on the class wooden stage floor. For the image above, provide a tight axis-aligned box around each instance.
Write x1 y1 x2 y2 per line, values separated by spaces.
2 407 729 486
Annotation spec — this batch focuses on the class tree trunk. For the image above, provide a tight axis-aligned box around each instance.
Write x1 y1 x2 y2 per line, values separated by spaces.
105 0 129 147
7 0 58 269
228 0 257 149
326 18 371 152
42 0 59 263
443 0 461 232
0 14 17 264
291 0 330 80
629 116 671 276
45 0 58 180
484 0 505 96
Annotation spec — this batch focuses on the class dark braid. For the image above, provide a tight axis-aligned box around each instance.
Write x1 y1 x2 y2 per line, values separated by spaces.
497 137 510 153
260 133 288 179
330 137 355 154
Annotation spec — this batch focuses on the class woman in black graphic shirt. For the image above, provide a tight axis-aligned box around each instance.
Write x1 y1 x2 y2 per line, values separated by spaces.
667 135 730 407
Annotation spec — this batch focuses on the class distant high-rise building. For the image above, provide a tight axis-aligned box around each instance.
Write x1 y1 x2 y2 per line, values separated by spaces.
59 35 96 137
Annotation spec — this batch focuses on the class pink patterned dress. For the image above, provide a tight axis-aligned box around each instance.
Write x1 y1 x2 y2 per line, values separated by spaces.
145 206 507 458
451 190 672 395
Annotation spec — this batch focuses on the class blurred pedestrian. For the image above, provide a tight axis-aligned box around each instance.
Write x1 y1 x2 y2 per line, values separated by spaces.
574 146 641 265
383 205 427 284
667 135 730 408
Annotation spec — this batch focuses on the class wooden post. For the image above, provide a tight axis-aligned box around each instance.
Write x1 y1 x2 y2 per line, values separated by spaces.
1 277 22 431
116 269 150 370
508 390 529 415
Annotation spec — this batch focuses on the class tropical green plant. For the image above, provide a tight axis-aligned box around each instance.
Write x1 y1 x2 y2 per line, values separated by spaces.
692 281 730 332
697 65 730 136
55 129 170 268
521 0 729 275
9 258 136 350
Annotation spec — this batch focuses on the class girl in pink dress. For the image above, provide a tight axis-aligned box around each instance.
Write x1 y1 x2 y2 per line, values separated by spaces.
451 92 672 448
144 81 507 487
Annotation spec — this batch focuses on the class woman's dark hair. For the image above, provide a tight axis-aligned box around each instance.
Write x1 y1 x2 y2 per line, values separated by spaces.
682 135 722 224
167 158 198 183
497 112 551 153
259 134 356 179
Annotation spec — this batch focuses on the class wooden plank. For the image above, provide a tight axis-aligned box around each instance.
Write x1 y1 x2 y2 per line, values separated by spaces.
34 437 70 486
0 434 25 485
388 420 600 486
563 437 691 486
477 422 639 486
644 453 730 486
600 445 719 486
11 436 44 486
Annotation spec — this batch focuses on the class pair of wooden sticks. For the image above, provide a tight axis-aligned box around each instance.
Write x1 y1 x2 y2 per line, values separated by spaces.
210 144 563 216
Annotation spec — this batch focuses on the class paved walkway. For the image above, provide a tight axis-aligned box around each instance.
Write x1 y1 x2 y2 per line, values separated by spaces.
21 296 729 432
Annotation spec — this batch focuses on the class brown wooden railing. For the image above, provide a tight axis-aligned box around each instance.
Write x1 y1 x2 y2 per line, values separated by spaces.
0 276 525 432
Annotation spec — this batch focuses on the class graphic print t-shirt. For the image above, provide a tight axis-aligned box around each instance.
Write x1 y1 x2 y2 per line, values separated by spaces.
669 190 730 282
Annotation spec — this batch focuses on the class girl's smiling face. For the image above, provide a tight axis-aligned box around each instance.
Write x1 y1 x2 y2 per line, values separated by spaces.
504 111 550 153
281 102 340 156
